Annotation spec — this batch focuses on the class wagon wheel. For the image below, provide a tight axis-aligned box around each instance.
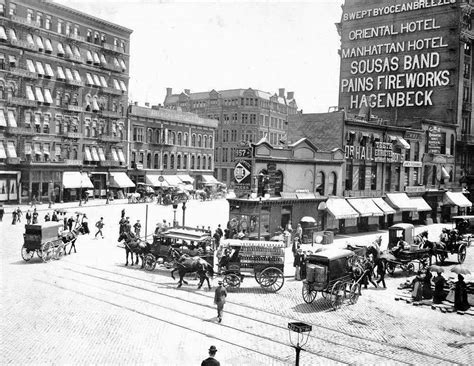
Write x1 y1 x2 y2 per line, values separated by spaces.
21 245 35 262
36 249 43 259
259 267 284 292
223 273 241 291
437 252 448 264
302 281 317 304
41 242 53 262
406 263 415 274
144 254 157 271
458 245 467 264
54 243 65 260
349 282 361 304
254 271 262 285
329 281 344 310
386 262 396 275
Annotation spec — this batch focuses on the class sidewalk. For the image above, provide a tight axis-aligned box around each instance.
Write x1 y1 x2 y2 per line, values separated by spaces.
1 198 129 214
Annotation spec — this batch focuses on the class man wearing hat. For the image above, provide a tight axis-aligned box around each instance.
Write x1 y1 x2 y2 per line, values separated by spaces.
214 281 227 323
201 345 220 366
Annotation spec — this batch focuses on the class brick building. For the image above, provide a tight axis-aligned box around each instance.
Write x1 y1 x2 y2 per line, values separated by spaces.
127 104 218 189
0 0 131 203
163 87 298 187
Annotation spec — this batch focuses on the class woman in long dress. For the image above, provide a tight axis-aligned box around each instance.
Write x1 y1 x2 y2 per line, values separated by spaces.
454 274 470 311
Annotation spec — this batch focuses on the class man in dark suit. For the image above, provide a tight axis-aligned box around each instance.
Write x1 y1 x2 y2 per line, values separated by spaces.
214 281 227 323
201 345 220 366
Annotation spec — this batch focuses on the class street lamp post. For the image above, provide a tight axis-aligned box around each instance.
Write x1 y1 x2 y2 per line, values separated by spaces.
172 202 178 227
288 322 312 366
182 200 187 227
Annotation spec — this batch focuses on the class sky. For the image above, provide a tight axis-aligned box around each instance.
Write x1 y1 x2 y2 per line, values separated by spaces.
56 0 343 113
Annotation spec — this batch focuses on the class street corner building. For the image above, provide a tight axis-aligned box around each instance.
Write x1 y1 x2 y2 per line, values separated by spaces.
0 0 132 204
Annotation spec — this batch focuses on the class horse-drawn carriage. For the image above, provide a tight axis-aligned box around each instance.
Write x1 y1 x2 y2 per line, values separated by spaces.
143 226 214 271
383 224 431 275
217 239 285 292
21 221 80 262
452 215 474 236
301 248 363 309
435 227 470 264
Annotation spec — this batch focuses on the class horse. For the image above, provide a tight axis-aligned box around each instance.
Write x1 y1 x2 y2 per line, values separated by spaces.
60 225 83 255
169 248 214 289
117 231 150 267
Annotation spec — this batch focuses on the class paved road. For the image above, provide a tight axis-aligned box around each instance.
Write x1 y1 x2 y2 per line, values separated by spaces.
1 199 473 365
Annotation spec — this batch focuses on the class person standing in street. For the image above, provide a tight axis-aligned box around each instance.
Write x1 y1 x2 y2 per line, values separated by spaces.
214 281 227 323
133 220 141 238
32 208 39 224
201 345 220 366
0 204 4 222
25 210 32 225
95 217 105 239
121 209 126 219
216 224 223 238
119 215 127 235
44 212 51 222
376 259 386 288
16 207 22 223
82 214 90 234
67 216 74 231
51 211 58 222
12 210 17 225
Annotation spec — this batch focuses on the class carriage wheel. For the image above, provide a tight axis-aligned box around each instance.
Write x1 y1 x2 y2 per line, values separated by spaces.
259 267 284 292
302 281 317 304
349 283 361 304
254 271 262 285
21 245 35 262
144 254 157 271
329 281 344 310
406 263 415 274
386 262 396 275
54 244 65 260
41 242 53 262
437 252 448 264
223 273 241 290
458 245 467 264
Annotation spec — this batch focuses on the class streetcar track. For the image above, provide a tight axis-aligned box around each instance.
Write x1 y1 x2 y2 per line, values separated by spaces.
47 271 352 365
58 264 451 365
64 261 465 365
33 279 292 365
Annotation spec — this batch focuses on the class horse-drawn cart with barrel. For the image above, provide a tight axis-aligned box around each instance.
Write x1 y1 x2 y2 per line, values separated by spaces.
217 239 285 292
301 249 363 309
21 222 66 262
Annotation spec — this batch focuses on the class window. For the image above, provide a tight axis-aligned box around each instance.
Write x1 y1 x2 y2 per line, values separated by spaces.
345 164 353 191
184 133 188 146
163 154 168 169
27 9 33 22
147 128 152 143
36 12 43 27
384 165 391 191
413 141 420 161
222 148 228 162
94 32 99 44
242 113 248 124
101 34 106 44
329 172 337 195
370 165 377 190
191 134 196 147
0 3 4 16
316 171 325 195
87 30 92 43
45 16 51 30
440 132 446 154
431 166 437 186
57 20 63 34
154 154 159 169
9 3 16 16
191 155 195 169
358 165 366 190
146 153 151 169
197 155 201 169
183 154 188 169
170 154 175 169
177 155 181 169
450 134 455 156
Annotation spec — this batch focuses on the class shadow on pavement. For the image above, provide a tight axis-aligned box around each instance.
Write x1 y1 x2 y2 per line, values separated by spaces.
292 298 334 313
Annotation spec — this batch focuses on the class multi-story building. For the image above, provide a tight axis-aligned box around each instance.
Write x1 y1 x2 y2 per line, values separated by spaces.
337 0 473 203
0 0 132 203
127 104 218 189
163 87 298 187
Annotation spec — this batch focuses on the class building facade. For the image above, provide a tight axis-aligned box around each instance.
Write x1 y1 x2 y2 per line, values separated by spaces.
337 0 474 202
127 104 217 188
0 0 131 203
163 88 298 187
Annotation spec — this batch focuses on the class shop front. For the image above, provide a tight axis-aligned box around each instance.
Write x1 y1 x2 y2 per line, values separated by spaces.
347 197 384 232
109 172 135 198
0 170 20 203
20 169 63 204
62 171 94 202
441 191 473 221
324 197 359 234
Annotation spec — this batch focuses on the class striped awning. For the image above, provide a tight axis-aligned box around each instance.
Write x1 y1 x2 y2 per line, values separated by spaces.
325 198 359 219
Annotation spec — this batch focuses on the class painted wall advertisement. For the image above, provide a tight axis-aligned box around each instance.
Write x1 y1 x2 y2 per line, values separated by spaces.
427 125 441 154
344 141 404 163
339 0 456 123
233 147 252 196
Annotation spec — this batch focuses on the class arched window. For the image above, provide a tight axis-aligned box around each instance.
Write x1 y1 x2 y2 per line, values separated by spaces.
274 170 283 196
170 154 175 169
197 155 201 169
177 132 182 145
177 155 181 169
328 172 337 196
163 153 168 169
209 136 213 149
431 166 437 186
449 168 453 182
202 156 206 170
183 154 188 169
131 151 136 164
146 153 151 169
154 154 159 169
198 135 202 147
147 128 152 143
208 155 212 170
170 131 176 145
203 135 208 148
191 134 196 147
184 133 189 146
450 134 455 156
191 155 195 169
316 171 325 195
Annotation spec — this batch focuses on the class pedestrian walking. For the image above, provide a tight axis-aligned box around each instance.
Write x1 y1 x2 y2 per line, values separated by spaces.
295 223 303 241
121 209 126 219
201 345 220 366
293 248 302 281
67 216 75 231
82 214 90 234
16 207 22 223
433 272 446 304
133 220 141 238
31 195 37 208
44 212 51 222
95 217 105 239
214 281 227 323
25 210 31 225
32 208 39 224
51 211 58 222
12 210 17 225
0 204 4 222
376 259 386 288
216 224 223 238
362 256 377 289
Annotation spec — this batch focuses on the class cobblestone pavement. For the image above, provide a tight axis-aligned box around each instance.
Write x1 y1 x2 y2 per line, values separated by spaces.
1 199 473 365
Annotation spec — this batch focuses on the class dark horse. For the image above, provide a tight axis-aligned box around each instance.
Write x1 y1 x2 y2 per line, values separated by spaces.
117 231 150 267
169 248 214 289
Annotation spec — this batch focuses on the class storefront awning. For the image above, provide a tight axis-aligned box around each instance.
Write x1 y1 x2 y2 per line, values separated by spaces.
6 141 17 158
90 147 100 161
84 146 92 161
98 147 106 161
347 198 384 217
371 198 396 215
110 172 135 188
385 193 417 211
177 174 194 184
162 175 183 187
443 192 472 208
146 174 169 187
325 198 359 219
397 137 410 149
201 175 220 185
117 149 126 163
0 142 6 159
409 197 432 212
0 110 6 127
63 172 94 189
